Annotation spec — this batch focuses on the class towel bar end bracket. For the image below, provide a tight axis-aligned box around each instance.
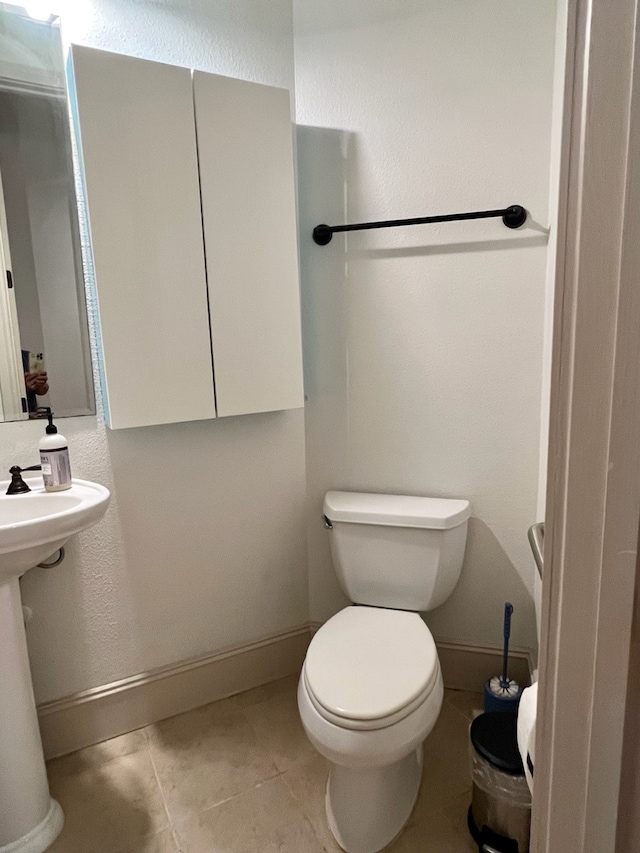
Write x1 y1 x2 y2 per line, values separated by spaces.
313 223 333 245
502 204 527 229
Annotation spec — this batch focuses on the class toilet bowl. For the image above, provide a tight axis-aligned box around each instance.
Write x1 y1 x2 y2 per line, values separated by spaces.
298 606 443 853
298 491 470 853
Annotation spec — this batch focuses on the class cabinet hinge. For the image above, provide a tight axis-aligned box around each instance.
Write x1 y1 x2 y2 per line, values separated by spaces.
6 270 13 289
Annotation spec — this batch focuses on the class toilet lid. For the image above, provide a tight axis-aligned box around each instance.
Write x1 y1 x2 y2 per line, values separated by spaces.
305 606 439 721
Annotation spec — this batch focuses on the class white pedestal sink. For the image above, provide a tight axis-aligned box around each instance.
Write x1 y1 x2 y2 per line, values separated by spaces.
0 475 110 853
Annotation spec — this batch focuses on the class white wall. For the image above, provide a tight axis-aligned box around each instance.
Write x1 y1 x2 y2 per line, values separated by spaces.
295 0 557 653
532 0 568 641
1 0 560 705
0 0 308 705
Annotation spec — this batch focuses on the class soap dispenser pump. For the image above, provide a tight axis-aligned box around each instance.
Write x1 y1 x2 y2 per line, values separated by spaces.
39 408 72 492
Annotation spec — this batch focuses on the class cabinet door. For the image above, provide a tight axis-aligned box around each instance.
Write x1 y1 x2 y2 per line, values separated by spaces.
69 46 215 429
193 71 304 417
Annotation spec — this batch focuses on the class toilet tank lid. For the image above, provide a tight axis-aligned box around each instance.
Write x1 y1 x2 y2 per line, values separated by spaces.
324 491 471 530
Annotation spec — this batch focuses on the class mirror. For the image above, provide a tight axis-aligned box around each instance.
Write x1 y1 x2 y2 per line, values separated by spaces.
0 4 94 422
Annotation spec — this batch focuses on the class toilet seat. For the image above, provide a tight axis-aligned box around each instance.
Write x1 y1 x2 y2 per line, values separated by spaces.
302 667 438 731
304 606 440 731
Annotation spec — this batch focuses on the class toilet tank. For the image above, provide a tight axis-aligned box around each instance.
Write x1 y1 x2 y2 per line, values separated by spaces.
323 491 471 612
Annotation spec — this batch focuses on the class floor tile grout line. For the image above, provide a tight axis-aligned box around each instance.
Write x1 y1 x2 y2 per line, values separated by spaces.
170 769 289 832
444 691 483 724
46 728 153 776
237 703 294 776
146 735 175 835
279 761 314 807
278 757 347 852
239 684 336 847
136 691 291 834
170 826 182 852
300 807 329 852
446 704 476 724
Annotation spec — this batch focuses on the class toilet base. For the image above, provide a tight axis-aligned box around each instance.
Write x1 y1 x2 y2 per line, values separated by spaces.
325 745 423 853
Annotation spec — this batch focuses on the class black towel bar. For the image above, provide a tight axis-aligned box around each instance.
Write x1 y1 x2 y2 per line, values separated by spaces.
312 204 527 245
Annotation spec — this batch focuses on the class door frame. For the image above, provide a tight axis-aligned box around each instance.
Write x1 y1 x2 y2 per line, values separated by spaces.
532 0 640 851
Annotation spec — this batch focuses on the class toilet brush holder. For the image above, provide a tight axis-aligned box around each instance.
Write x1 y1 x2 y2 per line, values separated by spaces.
484 603 522 713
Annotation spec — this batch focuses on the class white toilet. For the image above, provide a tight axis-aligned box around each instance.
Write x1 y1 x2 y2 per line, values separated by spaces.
298 490 471 853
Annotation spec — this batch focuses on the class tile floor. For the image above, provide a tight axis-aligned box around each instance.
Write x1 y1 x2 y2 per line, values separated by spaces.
46 676 483 853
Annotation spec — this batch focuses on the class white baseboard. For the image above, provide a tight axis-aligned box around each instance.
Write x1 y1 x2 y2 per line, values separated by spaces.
38 625 534 759
37 624 311 760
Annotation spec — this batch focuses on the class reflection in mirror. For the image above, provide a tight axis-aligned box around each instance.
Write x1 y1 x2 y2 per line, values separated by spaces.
0 4 94 422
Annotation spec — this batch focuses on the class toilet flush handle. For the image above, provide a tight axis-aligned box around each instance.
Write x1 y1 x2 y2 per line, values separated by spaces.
323 515 333 530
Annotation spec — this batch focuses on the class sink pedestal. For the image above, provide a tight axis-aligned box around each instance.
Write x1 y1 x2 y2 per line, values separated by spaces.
0 577 64 852
0 475 110 850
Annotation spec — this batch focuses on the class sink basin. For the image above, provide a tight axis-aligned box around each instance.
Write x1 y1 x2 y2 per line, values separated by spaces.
0 475 110 580
0 475 110 853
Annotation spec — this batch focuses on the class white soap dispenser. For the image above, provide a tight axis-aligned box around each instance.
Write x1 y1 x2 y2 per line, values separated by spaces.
39 409 72 492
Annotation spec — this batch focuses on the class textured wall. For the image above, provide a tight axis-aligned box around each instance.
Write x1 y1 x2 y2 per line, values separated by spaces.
60 0 295 91
1 0 308 705
2 0 559 705
295 0 557 653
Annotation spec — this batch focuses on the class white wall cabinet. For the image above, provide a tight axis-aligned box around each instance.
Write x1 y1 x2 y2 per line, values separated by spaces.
69 46 303 429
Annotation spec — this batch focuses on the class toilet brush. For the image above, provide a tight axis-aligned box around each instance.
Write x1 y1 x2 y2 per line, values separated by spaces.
483 602 522 712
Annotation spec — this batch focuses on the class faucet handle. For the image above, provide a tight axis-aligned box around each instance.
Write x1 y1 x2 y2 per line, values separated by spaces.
6 465 42 495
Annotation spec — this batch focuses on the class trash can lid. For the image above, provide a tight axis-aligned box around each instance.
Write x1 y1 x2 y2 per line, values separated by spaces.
470 711 524 776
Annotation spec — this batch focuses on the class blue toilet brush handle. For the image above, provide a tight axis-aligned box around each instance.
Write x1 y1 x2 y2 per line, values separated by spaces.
501 603 513 687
